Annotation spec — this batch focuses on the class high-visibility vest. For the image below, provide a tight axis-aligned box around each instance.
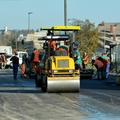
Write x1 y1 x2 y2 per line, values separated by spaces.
33 50 39 62
74 50 82 65
83 55 89 64
48 40 56 50
94 59 104 69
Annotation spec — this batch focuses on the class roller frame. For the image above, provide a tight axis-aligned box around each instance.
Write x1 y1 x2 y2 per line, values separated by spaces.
41 76 80 92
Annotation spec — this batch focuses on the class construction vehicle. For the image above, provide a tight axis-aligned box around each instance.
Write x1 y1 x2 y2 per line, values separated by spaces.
35 26 80 92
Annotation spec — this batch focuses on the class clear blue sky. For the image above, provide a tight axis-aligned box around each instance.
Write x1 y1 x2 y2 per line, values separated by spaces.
0 0 120 30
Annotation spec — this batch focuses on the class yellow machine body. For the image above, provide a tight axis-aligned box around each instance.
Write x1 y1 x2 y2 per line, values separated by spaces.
41 25 80 31
47 56 80 75
36 25 80 92
44 55 80 92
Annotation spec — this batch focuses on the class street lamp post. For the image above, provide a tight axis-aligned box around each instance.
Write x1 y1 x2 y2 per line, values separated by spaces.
104 27 106 51
28 12 32 33
64 0 67 26
16 39 18 50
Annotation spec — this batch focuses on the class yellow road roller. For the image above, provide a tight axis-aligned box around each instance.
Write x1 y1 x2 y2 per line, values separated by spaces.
35 26 80 92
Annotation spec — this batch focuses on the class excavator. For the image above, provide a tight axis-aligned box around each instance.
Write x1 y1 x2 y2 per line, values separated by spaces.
35 26 80 92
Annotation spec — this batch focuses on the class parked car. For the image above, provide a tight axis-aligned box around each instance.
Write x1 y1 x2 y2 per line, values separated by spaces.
6 55 13 69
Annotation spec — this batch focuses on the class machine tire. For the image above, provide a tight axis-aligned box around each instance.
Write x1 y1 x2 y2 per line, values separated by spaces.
35 74 42 88
41 75 47 92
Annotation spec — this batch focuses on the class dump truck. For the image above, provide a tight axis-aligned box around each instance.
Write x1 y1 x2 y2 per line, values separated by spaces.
35 26 80 92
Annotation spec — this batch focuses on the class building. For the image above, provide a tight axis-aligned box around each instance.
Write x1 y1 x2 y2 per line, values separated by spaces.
98 22 120 70
98 22 120 46
24 31 47 54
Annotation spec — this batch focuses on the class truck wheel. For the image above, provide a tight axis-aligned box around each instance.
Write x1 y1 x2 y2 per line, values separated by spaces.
41 75 47 92
35 74 42 87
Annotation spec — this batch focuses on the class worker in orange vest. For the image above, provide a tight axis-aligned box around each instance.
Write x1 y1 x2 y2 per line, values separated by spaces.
48 40 57 56
31 48 40 72
82 52 90 69
33 49 39 63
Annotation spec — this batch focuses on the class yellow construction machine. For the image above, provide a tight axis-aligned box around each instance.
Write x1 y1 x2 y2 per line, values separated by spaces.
35 26 80 92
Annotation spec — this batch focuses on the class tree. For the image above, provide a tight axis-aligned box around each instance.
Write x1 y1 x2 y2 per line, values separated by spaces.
0 29 29 49
69 19 99 56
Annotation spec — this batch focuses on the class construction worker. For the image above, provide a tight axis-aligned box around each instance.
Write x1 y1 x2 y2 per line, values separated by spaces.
31 48 40 72
21 53 27 78
21 48 29 78
21 62 25 78
73 48 82 70
10 52 19 80
92 57 104 80
1 54 7 69
100 53 110 80
82 52 90 69
56 45 68 56
48 39 57 56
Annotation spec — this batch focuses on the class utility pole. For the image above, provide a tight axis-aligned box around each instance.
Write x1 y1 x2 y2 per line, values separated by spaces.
64 0 67 26
16 39 17 51
103 22 106 51
28 12 32 33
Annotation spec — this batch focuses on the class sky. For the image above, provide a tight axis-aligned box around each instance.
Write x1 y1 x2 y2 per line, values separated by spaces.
0 0 120 30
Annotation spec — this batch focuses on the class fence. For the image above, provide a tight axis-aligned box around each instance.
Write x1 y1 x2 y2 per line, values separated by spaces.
111 44 120 73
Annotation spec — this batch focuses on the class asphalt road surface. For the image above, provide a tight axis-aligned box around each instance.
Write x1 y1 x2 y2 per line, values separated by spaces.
0 69 120 120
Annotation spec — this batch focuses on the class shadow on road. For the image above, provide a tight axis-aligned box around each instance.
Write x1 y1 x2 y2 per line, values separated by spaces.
0 88 42 93
81 77 120 90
